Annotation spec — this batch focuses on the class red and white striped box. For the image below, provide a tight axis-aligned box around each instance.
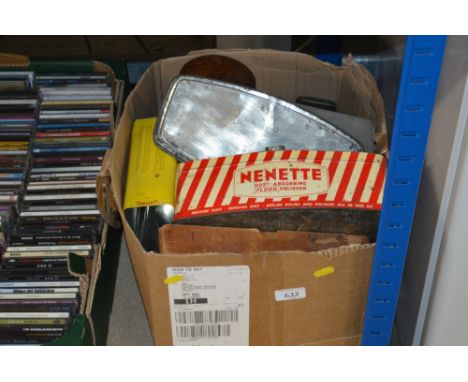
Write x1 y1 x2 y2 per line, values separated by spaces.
175 150 387 221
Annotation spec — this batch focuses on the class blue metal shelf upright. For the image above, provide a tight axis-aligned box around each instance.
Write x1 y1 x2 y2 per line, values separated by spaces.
361 36 447 345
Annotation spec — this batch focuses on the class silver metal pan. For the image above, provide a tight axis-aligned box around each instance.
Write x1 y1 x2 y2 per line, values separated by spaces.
155 76 363 161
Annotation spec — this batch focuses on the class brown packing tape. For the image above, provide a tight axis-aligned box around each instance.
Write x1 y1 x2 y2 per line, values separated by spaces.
0 52 30 67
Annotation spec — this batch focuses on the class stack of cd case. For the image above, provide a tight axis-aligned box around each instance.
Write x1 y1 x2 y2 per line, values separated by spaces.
14 73 112 249
0 73 113 345
0 72 37 256
0 258 81 345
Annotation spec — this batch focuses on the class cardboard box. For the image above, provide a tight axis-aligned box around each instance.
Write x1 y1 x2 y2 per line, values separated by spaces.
98 49 387 345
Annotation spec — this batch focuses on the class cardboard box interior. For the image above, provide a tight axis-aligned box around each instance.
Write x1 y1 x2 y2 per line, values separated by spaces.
98 49 387 345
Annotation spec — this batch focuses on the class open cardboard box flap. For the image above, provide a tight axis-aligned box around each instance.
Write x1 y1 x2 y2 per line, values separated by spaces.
98 49 386 345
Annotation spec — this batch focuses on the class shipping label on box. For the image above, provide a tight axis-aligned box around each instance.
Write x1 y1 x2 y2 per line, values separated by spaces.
166 266 250 346
175 150 386 221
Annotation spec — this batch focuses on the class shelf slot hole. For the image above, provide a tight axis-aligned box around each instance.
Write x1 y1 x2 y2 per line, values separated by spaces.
375 298 389 304
398 155 415 163
406 105 424 112
390 201 406 208
377 280 392 286
415 48 434 56
393 179 410 186
384 243 399 249
410 77 429 85
402 131 419 137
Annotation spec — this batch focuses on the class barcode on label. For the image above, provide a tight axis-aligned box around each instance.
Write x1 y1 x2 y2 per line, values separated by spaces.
175 324 231 339
174 309 239 324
